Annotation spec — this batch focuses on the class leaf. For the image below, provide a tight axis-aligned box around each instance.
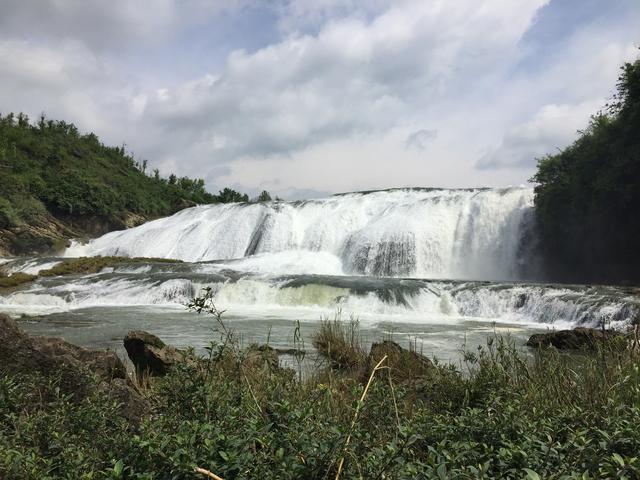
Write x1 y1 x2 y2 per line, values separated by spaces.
612 453 625 467
523 468 541 480
219 450 229 462
436 463 447 479
113 459 124 477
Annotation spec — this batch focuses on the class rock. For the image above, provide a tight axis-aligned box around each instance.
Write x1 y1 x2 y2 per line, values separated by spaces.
99 378 148 423
124 330 185 377
367 340 433 382
243 344 279 371
0 314 126 393
0 314 146 420
526 327 623 350
30 335 127 381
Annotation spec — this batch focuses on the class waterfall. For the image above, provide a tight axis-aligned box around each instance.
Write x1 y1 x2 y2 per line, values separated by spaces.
66 187 538 281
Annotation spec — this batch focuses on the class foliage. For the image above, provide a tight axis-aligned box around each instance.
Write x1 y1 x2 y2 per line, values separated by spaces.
0 113 221 228
257 190 272 202
0 257 181 292
2 302 640 478
312 315 366 370
38 256 181 277
215 188 249 204
532 55 640 283
0 272 36 289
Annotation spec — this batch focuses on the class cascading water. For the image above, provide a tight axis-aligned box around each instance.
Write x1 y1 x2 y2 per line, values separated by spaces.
3 187 638 359
1 260 637 329
65 187 538 281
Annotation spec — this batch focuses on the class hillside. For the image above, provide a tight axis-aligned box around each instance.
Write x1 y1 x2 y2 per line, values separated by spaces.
0 113 221 255
532 55 640 284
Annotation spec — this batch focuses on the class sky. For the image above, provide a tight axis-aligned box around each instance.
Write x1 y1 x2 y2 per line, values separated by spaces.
0 0 638 199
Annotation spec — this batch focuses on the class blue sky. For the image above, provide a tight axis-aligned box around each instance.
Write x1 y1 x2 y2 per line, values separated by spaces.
0 0 638 198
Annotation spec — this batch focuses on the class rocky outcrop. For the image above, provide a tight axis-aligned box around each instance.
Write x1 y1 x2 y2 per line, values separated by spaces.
367 340 433 382
243 344 279 371
124 330 185 377
0 213 73 256
0 209 150 257
526 327 623 350
0 313 147 421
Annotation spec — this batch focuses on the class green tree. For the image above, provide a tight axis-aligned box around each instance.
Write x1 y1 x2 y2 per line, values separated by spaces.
532 54 640 283
257 190 272 202
216 188 249 203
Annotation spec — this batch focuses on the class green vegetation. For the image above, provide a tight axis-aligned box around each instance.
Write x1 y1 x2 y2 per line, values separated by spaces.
216 188 249 204
38 256 181 277
0 272 36 289
0 114 258 255
2 298 640 478
0 113 216 226
0 256 181 292
257 190 272 202
532 54 640 283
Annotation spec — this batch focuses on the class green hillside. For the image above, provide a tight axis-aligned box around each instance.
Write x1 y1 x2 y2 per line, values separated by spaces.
0 113 225 255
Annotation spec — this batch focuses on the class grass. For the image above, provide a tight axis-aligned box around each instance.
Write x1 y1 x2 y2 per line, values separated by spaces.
312 314 366 370
1 299 640 478
0 272 36 289
0 256 182 291
38 256 181 277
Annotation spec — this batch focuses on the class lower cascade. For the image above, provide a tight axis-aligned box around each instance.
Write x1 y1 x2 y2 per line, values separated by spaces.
1 259 637 330
65 187 539 281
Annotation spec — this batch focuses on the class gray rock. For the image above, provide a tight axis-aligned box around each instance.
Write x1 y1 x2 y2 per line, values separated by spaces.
243 344 279 371
124 330 185 377
526 327 623 350
0 313 147 421
367 340 433 382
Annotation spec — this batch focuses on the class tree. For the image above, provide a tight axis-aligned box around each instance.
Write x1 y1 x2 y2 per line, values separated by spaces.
257 190 272 202
216 188 248 203
531 54 640 283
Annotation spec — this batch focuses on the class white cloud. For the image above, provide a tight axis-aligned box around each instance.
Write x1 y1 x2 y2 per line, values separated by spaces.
0 0 637 197
139 0 548 161
476 100 603 169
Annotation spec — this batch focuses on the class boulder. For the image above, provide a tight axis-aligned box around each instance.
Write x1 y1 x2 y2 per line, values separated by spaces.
0 314 126 392
367 340 433 382
124 330 185 377
0 313 146 421
243 344 279 371
526 327 623 350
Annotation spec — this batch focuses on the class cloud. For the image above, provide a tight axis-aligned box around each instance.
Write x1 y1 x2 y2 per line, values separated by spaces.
139 0 548 162
0 0 638 197
405 129 438 150
0 0 245 52
475 100 603 169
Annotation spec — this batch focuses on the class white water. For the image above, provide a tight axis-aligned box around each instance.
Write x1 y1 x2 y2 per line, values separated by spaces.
66 187 537 281
1 262 636 329
3 186 637 358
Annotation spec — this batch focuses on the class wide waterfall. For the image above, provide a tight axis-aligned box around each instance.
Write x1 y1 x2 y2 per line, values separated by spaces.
66 187 539 281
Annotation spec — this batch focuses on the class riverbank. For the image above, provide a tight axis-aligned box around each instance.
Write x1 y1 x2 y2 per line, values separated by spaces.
1 308 640 479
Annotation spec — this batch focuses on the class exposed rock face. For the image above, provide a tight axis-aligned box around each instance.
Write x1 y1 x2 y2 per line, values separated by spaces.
0 313 146 421
526 327 623 350
0 208 151 257
368 340 433 382
124 330 185 377
0 213 73 256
